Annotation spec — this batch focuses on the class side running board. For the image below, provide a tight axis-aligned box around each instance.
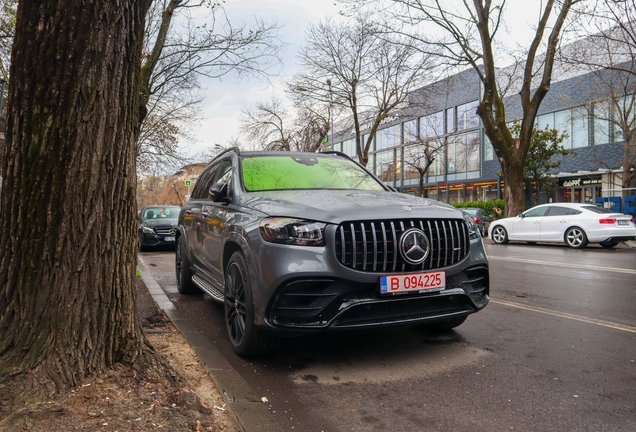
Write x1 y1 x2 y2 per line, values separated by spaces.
192 274 224 303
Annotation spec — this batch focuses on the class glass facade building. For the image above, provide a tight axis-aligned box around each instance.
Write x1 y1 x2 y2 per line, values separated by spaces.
326 67 635 206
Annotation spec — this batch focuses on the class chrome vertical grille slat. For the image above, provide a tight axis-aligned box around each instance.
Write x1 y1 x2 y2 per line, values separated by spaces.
371 222 378 271
390 222 397 271
361 222 368 270
340 226 346 262
334 218 470 273
381 222 388 272
350 222 357 269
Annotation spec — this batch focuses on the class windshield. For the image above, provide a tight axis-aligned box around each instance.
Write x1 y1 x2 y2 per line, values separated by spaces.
143 207 180 220
241 155 386 192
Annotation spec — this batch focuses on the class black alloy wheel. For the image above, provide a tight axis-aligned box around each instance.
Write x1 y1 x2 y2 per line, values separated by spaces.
224 251 279 357
175 235 198 294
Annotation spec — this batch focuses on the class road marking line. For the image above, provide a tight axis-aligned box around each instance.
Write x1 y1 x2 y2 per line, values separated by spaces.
491 298 636 333
488 255 636 275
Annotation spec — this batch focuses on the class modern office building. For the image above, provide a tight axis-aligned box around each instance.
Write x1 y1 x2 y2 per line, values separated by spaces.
326 65 635 211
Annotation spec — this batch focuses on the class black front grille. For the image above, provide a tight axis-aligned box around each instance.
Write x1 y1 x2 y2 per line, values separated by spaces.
155 227 175 235
335 219 469 272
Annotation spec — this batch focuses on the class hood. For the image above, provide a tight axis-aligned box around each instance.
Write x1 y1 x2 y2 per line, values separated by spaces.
237 190 462 223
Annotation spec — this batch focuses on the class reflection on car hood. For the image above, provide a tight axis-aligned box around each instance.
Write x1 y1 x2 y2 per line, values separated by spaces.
238 190 462 223
144 219 178 227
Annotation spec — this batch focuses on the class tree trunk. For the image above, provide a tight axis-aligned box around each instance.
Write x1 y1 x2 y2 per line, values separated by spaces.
501 157 527 217
0 0 154 400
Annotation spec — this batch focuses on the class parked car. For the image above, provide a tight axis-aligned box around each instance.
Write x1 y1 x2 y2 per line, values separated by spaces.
488 203 636 248
138 205 181 251
462 207 492 237
175 149 489 357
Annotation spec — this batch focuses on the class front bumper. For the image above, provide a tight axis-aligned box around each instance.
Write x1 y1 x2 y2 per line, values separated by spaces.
246 226 489 331
268 265 488 329
140 232 176 247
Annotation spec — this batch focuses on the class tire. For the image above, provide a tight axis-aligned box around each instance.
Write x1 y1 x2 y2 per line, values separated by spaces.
224 251 279 358
426 315 467 331
491 225 509 244
564 227 588 249
175 235 198 294
599 241 619 249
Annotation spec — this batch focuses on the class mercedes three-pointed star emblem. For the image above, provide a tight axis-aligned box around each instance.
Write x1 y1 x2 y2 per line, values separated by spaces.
399 228 430 265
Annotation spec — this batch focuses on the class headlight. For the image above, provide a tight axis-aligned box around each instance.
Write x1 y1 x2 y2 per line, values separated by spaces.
259 217 326 246
142 226 155 234
463 213 481 240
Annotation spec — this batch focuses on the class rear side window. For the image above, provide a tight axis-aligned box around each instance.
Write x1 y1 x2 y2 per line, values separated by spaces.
546 206 581 216
191 163 220 199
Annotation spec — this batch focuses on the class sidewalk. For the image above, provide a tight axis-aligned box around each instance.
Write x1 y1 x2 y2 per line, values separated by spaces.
137 261 282 432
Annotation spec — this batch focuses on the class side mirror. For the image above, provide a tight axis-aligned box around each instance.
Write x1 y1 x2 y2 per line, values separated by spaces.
518 213 524 218
208 182 230 203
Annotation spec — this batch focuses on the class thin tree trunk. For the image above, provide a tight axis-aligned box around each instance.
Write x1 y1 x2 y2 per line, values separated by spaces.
0 0 155 401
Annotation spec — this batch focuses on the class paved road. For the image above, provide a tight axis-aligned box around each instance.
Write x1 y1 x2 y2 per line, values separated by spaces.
139 241 636 431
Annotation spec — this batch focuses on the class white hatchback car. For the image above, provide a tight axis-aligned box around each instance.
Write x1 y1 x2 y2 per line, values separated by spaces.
489 203 636 248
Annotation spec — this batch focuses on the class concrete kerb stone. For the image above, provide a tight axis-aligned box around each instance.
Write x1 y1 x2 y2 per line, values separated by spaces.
136 259 283 432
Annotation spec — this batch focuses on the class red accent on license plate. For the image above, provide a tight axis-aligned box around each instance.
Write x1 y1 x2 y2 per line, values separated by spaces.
380 271 446 294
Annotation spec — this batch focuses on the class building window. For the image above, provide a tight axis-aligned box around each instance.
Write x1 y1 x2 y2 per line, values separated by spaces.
376 125 401 149
446 107 456 133
537 106 590 148
375 150 395 183
593 101 611 145
457 100 480 130
554 110 572 149
483 132 495 161
571 107 589 148
420 111 444 138
403 119 418 144
342 139 356 156
467 132 480 172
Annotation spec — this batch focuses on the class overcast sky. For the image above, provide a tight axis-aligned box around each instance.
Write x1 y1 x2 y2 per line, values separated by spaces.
188 0 343 156
188 1 547 157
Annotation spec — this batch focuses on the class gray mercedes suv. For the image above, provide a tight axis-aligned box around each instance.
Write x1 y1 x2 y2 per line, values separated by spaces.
176 149 489 357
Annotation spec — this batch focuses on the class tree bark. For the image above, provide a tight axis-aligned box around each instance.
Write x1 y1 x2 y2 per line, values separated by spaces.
0 0 154 400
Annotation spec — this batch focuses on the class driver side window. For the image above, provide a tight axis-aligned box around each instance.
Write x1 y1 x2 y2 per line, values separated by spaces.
523 207 548 218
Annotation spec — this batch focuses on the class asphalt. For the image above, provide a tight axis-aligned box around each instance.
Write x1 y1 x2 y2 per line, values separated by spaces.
135 239 636 431
136 261 282 432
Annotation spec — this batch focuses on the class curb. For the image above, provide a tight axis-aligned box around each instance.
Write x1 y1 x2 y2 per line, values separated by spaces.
137 261 282 432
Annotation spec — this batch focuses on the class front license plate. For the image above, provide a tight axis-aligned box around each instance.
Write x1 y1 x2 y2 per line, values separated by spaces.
164 236 175 242
618 220 629 226
380 271 446 294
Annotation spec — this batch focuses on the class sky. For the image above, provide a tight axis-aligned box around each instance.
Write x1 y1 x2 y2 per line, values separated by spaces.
188 0 343 156
186 1 547 157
